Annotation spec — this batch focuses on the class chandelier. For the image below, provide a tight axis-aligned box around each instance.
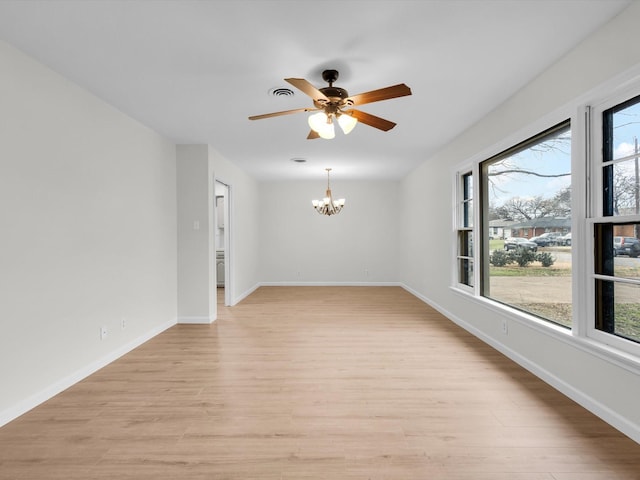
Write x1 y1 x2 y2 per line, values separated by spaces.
312 168 345 216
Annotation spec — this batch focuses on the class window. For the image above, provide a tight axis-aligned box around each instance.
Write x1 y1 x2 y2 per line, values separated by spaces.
456 172 474 288
480 121 572 327
593 95 640 344
452 76 640 361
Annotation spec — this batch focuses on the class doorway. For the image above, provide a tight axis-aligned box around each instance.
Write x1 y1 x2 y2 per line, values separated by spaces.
215 180 230 307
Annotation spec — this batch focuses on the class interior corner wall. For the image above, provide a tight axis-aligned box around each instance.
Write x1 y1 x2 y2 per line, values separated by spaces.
0 40 177 425
258 179 400 285
399 3 640 441
176 145 214 323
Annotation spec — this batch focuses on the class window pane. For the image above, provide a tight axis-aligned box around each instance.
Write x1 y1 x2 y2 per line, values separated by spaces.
596 279 640 343
459 230 473 257
463 173 473 228
458 259 474 288
464 199 473 228
604 160 640 217
483 121 571 327
607 95 640 162
595 222 640 279
464 173 473 200
603 95 640 217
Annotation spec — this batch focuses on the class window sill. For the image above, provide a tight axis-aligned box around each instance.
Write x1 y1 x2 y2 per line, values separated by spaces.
450 285 640 375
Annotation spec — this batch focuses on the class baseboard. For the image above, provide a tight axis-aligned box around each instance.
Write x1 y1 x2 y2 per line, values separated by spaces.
0 317 176 428
400 283 640 445
230 282 401 306
177 316 214 324
233 282 261 306
259 281 403 287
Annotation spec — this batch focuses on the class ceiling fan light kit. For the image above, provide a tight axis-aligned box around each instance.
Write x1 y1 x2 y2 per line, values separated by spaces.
307 111 336 139
249 69 411 140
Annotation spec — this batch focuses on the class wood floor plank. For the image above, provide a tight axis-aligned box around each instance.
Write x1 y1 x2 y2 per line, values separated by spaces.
1 286 639 479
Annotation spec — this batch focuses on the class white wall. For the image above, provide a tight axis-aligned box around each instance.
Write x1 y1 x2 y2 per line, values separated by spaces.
400 3 640 442
176 144 261 316
259 180 400 284
176 145 213 323
210 147 261 303
0 41 177 424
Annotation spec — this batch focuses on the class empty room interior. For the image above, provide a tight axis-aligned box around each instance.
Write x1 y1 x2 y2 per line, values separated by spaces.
3 1 640 478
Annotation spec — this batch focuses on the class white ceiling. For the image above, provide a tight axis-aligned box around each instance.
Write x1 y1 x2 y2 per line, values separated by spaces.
0 0 632 181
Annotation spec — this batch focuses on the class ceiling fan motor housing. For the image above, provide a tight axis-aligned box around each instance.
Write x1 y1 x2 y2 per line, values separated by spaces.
321 69 340 84
313 70 353 111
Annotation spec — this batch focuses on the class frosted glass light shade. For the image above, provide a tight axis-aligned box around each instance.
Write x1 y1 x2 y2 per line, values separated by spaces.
308 112 335 139
338 114 357 134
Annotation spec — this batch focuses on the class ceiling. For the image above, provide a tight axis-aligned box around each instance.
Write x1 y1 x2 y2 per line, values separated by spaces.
0 0 632 181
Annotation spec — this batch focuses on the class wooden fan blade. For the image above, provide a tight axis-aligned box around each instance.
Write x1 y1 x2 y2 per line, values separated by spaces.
307 130 320 140
346 109 397 131
248 107 317 121
346 83 412 106
285 78 329 102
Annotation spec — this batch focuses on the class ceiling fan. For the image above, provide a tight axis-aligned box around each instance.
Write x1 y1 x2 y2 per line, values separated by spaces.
248 69 412 139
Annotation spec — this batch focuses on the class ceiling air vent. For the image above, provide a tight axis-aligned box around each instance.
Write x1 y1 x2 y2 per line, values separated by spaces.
269 87 295 97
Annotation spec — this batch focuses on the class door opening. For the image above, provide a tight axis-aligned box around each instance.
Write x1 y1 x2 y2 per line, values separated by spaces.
214 180 230 306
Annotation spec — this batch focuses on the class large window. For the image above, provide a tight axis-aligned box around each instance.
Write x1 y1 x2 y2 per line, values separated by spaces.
593 95 640 344
454 79 640 360
480 121 572 326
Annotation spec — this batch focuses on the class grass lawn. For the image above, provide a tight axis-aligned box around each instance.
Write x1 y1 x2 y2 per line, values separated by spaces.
484 239 640 340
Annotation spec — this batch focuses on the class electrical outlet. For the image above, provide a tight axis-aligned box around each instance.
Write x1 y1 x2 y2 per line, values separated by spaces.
501 319 508 335
100 326 108 340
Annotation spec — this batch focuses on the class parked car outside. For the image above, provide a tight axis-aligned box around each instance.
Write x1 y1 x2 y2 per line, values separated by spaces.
530 232 563 247
558 232 571 246
504 237 538 252
630 241 640 258
613 236 639 256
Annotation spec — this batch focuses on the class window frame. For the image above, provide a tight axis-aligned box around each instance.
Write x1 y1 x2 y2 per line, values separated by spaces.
587 88 640 355
451 72 640 367
479 119 572 324
454 170 475 292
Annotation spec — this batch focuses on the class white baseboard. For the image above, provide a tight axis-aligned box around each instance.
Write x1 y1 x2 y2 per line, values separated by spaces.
0 318 176 428
400 283 640 445
233 282 261 306
259 281 403 287
177 316 214 324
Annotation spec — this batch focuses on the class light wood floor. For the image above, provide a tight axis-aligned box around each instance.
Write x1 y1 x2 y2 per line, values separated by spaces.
1 286 639 479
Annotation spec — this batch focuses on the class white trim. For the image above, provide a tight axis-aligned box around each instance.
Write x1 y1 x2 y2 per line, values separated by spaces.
213 175 233 309
227 283 399 307
586 84 640 358
260 281 403 287
447 284 640 374
177 316 214 324
232 282 261 306
401 283 640 444
0 318 176 428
